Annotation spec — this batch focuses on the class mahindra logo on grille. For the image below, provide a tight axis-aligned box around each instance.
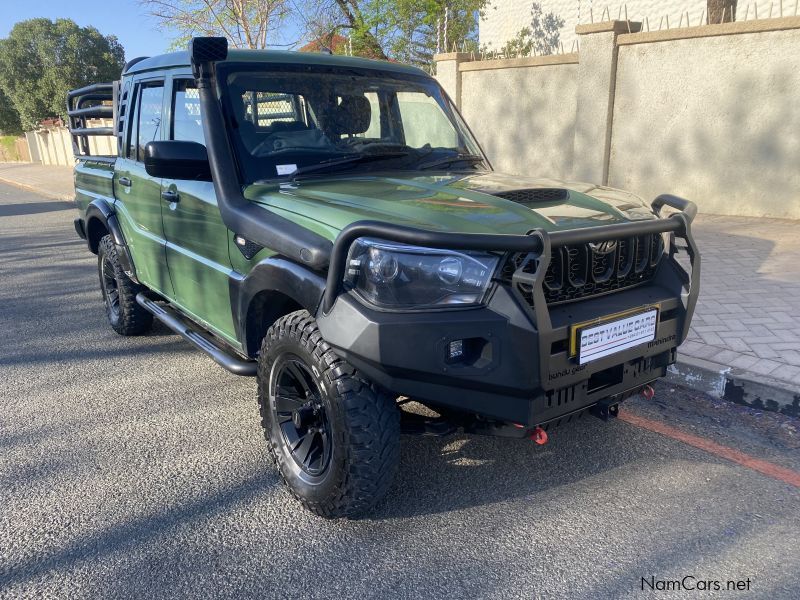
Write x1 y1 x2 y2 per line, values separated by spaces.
589 240 618 254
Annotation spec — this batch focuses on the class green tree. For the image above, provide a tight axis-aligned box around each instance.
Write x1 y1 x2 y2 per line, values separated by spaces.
141 0 485 66
0 87 23 135
301 0 486 65
389 0 487 65
0 19 125 131
325 0 392 59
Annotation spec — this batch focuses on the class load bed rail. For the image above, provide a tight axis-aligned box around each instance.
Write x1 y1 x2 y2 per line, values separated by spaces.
66 82 119 157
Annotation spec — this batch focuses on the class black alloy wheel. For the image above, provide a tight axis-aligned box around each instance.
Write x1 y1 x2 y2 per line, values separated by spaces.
257 310 400 518
269 355 332 479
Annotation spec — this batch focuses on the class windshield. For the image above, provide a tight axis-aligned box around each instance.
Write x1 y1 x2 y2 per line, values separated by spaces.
219 66 486 182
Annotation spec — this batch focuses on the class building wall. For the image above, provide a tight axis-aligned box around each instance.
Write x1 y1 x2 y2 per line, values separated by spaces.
610 27 800 218
23 119 115 167
460 57 579 178
438 17 800 219
480 1 787 53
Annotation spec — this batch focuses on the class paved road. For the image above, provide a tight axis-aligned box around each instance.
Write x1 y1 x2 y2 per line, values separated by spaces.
1 183 799 599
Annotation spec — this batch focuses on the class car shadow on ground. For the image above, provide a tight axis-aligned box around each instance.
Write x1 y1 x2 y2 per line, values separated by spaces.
0 200 74 217
371 414 656 520
0 469 282 591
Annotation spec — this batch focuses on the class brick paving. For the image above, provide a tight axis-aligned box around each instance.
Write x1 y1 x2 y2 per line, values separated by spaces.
1 162 798 389
682 214 800 387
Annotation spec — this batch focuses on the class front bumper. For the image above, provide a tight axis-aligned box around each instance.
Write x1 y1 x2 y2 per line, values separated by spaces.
317 195 700 427
318 259 689 426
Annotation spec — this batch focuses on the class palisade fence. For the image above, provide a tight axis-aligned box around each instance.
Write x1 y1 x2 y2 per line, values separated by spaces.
20 119 115 167
435 14 800 219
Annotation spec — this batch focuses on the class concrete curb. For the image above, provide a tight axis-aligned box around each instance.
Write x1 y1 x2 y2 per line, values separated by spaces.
0 175 74 202
669 355 800 418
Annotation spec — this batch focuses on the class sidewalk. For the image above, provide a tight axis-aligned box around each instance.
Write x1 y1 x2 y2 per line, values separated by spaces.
670 214 800 415
0 162 74 201
1 162 798 412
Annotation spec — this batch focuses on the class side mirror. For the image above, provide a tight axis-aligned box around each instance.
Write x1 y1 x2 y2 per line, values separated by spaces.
144 141 212 181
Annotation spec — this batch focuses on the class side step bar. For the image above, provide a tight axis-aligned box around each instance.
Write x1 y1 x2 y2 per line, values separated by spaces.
135 293 257 377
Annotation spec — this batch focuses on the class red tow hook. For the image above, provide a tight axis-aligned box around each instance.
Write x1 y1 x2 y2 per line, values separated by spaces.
531 426 548 445
641 384 655 400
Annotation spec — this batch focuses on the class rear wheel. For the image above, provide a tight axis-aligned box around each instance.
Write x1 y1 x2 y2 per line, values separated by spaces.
258 310 400 518
97 235 152 335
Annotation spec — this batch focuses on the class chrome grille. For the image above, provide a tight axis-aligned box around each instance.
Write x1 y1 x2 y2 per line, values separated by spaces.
504 233 664 306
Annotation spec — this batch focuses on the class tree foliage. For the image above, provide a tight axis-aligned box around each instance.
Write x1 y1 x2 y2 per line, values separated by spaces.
389 0 486 64
140 0 290 49
299 0 486 65
289 0 392 59
139 0 489 66
0 19 125 131
496 2 564 57
0 87 23 136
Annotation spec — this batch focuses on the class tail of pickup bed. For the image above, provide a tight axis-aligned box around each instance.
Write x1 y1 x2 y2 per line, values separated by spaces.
67 80 121 212
67 81 121 256
66 82 119 158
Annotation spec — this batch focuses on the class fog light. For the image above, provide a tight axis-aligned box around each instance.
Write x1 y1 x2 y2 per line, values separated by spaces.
444 337 493 368
447 339 464 360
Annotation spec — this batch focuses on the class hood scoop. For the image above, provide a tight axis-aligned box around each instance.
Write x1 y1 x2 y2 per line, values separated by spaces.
492 188 569 204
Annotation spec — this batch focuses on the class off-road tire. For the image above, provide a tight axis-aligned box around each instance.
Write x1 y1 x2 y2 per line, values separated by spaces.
97 235 152 335
258 310 400 518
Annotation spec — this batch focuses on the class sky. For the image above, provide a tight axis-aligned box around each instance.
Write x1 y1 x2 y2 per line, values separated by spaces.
0 0 302 61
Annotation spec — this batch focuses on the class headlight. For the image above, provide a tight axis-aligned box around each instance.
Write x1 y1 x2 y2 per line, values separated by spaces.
344 238 499 310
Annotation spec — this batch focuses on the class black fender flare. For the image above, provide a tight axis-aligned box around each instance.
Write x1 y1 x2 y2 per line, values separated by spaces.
84 199 139 283
231 257 326 358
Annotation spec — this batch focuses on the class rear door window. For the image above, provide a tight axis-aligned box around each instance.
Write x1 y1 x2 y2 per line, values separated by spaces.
130 82 165 162
172 80 204 145
242 92 304 127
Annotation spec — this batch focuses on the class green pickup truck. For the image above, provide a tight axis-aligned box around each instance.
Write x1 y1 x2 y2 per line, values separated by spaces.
68 38 700 518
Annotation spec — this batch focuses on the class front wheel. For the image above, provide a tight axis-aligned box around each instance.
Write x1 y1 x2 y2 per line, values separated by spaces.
258 310 400 518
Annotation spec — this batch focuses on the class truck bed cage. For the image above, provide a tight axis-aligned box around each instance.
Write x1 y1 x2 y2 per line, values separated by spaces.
67 82 119 157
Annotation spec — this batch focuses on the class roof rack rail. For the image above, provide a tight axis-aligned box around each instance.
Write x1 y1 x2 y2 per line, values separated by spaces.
66 81 119 157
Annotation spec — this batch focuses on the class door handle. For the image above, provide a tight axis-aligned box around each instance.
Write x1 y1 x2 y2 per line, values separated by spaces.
118 176 132 187
161 190 180 203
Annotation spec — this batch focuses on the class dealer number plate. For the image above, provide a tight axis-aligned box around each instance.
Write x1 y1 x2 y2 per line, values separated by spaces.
574 308 658 365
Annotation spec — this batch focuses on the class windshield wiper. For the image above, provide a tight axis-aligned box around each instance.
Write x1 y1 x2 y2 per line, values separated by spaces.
288 151 409 181
416 153 486 171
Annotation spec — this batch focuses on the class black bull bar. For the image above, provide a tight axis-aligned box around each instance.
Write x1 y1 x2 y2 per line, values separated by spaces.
321 195 700 388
